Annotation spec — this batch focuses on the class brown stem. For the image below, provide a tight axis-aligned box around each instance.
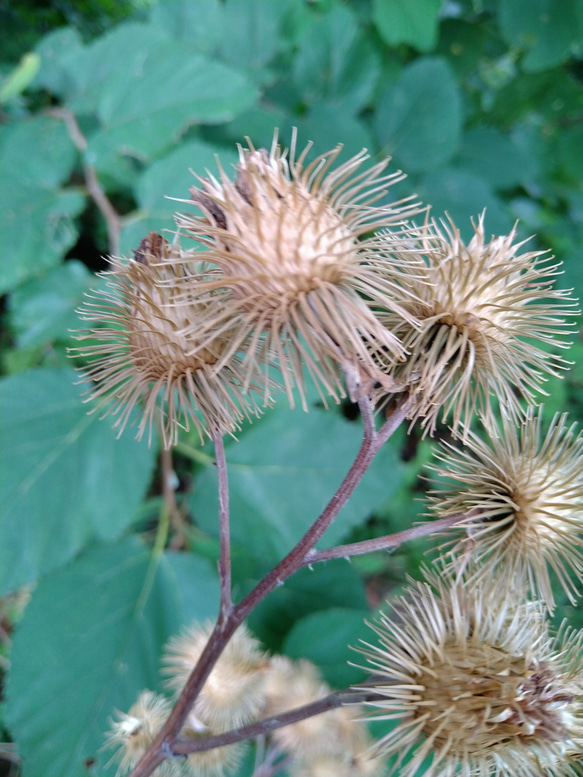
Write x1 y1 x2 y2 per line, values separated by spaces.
304 514 467 564
172 688 376 755
128 395 410 777
44 107 121 255
213 434 232 616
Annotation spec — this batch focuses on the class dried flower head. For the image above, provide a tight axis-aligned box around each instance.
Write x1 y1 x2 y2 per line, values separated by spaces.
179 708 246 777
163 622 268 731
175 132 424 408
264 656 381 775
105 690 181 777
355 569 583 777
73 232 265 448
428 409 583 608
374 215 577 434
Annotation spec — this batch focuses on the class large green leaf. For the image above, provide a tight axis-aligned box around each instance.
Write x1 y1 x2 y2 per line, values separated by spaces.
499 0 583 72
8 260 94 348
373 0 441 53
5 539 219 777
293 2 381 114
0 116 84 294
0 369 156 593
375 57 462 172
119 138 240 255
189 405 407 569
64 22 259 175
283 607 370 687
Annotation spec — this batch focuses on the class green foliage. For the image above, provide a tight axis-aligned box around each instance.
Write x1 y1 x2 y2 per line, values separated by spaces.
1 1 582 775
190 403 406 570
5 539 219 777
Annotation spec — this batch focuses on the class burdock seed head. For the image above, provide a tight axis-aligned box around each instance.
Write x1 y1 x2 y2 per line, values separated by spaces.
175 132 425 409
428 408 583 609
105 690 181 777
72 232 266 448
373 214 578 435
354 567 583 777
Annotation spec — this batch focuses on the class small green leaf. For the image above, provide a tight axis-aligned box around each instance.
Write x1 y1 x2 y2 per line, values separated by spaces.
283 607 370 687
5 539 211 777
189 405 407 569
373 0 441 53
499 0 583 72
375 57 462 172
9 260 94 348
293 3 381 113
0 369 156 593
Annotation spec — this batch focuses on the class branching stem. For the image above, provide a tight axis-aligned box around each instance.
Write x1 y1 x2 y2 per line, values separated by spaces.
128 395 411 777
45 107 121 255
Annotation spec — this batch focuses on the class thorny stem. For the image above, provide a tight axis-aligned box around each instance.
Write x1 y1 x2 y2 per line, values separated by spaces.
171 688 381 755
304 514 468 564
128 395 412 777
214 434 232 616
44 107 121 256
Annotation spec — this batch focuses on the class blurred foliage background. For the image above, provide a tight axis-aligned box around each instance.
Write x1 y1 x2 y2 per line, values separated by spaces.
0 1 582 775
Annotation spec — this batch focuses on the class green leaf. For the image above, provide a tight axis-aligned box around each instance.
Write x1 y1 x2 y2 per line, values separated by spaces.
499 0 583 72
248 561 368 651
66 22 258 174
375 57 462 172
163 550 220 624
149 0 223 53
373 0 441 53
119 139 239 255
280 104 375 163
8 260 94 348
0 116 84 294
5 539 217 777
419 168 512 241
189 405 407 569
293 3 381 113
32 27 84 100
0 369 156 593
456 126 535 190
283 607 370 687
219 0 290 74
0 186 85 295
0 115 77 190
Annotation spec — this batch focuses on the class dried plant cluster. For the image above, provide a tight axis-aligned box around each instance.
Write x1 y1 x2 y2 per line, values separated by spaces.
72 132 583 777
107 624 379 777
